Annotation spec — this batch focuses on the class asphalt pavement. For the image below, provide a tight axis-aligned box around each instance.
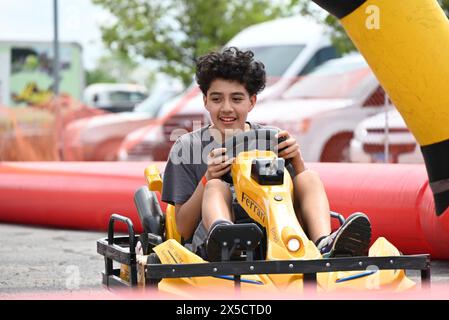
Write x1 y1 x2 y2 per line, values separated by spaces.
0 223 448 299
0 223 105 295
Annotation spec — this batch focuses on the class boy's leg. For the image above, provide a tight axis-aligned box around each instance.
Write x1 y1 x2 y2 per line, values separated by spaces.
292 169 371 257
292 169 331 243
202 179 233 231
200 179 234 261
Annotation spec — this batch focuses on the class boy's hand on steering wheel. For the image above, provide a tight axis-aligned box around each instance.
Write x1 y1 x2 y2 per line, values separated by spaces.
276 130 306 175
205 147 235 180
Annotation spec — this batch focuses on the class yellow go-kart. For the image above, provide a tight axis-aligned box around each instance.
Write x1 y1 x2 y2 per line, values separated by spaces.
97 129 430 296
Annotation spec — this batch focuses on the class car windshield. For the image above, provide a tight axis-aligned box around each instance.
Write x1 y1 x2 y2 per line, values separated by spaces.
282 56 374 99
248 45 305 85
134 89 179 117
108 91 147 103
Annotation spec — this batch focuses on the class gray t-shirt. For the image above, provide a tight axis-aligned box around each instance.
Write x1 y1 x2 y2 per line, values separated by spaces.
161 122 295 205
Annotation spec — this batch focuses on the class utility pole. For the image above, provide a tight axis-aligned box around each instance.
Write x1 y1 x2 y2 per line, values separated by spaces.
384 90 390 163
53 0 64 160
53 0 60 96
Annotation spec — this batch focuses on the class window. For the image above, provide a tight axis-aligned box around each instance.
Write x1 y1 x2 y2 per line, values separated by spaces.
282 55 375 99
108 91 147 103
135 89 180 117
299 46 340 76
248 45 305 77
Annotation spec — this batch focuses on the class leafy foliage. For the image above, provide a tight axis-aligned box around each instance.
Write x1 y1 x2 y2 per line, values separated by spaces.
85 50 139 86
92 0 449 83
93 0 300 85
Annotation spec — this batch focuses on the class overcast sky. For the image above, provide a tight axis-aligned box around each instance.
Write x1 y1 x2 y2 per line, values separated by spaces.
0 0 111 70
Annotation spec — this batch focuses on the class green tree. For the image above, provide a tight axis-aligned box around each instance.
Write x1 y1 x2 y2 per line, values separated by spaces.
85 68 116 86
93 0 300 85
85 51 139 86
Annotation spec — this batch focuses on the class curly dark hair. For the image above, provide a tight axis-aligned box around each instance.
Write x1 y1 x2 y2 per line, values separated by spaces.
195 47 266 96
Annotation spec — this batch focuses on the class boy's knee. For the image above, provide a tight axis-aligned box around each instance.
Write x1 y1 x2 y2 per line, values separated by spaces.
293 169 323 188
294 169 319 181
204 178 229 191
203 178 232 203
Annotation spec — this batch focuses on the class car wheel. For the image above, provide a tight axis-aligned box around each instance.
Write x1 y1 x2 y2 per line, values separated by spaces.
320 132 353 162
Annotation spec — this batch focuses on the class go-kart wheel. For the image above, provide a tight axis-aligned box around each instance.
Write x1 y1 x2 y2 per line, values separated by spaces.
220 128 290 184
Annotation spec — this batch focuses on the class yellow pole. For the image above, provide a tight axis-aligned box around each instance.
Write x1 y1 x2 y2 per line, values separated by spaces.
312 0 449 215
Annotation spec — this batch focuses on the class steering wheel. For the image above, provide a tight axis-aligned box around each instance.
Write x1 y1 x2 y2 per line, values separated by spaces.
220 128 289 184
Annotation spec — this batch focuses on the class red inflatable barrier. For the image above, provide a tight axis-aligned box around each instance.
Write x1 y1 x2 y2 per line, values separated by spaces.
0 162 447 258
0 162 167 234
311 163 448 259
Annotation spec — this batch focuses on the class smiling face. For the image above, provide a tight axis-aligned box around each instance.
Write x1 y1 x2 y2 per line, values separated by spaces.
204 79 256 138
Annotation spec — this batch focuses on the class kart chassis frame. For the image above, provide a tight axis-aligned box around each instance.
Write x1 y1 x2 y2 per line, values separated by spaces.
97 214 431 291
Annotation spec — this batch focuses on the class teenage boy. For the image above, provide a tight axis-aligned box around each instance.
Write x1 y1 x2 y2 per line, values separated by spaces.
162 47 371 259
